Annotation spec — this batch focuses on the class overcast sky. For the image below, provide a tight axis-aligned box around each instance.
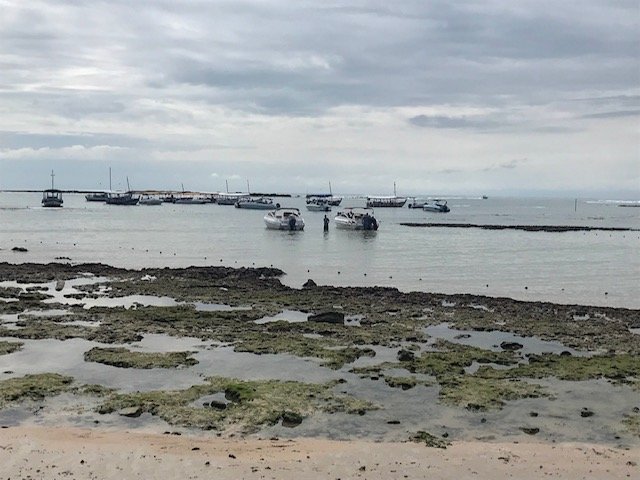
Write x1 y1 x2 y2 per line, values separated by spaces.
0 0 638 196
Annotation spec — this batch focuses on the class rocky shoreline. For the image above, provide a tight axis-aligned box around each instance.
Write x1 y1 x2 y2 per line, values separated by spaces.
0 262 639 447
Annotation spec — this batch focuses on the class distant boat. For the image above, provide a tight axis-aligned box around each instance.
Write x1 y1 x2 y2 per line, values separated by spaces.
85 192 108 202
217 193 250 205
86 167 112 202
42 170 63 208
306 198 331 212
423 200 450 213
366 182 406 207
407 198 428 209
334 207 379 230
236 197 279 209
482 195 489 200
106 192 139 205
264 208 305 230
139 195 162 206
174 196 207 204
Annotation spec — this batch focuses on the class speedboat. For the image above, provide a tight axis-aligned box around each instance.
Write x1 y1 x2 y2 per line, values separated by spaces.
236 197 279 209
306 198 331 212
139 195 162 205
334 207 379 230
264 208 305 230
42 189 63 208
423 200 450 213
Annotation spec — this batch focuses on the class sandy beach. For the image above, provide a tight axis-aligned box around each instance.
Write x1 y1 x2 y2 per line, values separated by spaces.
1 425 638 479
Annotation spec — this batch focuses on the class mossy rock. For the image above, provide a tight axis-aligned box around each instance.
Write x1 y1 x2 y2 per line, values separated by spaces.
0 373 74 407
0 341 23 356
409 430 450 449
97 376 375 433
84 347 198 369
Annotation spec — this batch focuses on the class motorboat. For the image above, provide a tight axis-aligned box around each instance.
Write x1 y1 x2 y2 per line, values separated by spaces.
106 191 139 205
423 200 450 213
139 195 162 205
366 182 406 207
42 171 63 207
306 197 331 212
264 208 305 230
236 197 279 209
42 189 63 208
334 207 379 230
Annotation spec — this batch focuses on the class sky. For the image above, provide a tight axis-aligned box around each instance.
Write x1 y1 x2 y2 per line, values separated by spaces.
0 0 638 196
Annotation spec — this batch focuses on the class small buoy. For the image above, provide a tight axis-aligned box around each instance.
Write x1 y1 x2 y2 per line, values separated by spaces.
173 253 176 256
338 271 341 274
389 276 392 279
604 292 608 295
486 284 489 287
364 273 367 276
307 269 310 273
159 251 162 254
524 286 528 290
419 278 422 281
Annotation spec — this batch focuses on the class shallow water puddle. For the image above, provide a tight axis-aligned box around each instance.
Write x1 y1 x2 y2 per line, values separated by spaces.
424 323 585 356
254 310 309 324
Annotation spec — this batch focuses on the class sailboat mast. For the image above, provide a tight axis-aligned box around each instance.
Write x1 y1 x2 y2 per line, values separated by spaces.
329 181 332 196
225 180 229 193
394 181 397 197
247 180 250 194
51 170 55 189
109 167 112 191
127 176 131 192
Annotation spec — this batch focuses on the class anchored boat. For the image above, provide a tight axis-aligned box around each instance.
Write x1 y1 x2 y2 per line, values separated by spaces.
366 182 406 207
236 197 279 209
306 197 331 212
42 170 63 208
334 207 379 230
264 208 305 230
423 200 450 213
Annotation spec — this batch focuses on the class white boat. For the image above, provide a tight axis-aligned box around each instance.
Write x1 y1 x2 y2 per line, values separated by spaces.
42 171 63 207
264 208 305 230
306 198 331 212
334 207 379 230
139 195 162 206
366 182 406 207
423 200 450 213
236 197 280 209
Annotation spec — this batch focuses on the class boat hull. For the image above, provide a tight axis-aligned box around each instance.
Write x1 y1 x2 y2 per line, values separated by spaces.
236 201 279 209
42 200 63 208
306 204 331 212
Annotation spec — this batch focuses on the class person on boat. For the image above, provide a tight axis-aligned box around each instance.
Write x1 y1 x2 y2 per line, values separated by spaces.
323 215 329 232
371 216 378 231
288 215 297 231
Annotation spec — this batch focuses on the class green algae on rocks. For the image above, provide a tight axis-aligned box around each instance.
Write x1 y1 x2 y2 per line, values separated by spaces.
84 347 199 369
0 340 22 356
0 373 74 408
97 376 375 433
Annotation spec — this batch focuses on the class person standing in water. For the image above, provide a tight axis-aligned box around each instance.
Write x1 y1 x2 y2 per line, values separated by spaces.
323 215 330 232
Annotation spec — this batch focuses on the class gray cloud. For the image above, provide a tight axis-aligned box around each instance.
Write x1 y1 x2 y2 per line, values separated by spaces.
0 1 637 194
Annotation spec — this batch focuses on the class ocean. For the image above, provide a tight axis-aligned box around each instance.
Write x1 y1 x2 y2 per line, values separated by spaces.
1 193 638 308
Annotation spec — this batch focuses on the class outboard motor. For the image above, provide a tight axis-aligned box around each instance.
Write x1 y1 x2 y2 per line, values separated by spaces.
288 216 297 230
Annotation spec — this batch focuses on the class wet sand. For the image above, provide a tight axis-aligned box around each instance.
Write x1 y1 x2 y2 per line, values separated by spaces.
1 426 638 480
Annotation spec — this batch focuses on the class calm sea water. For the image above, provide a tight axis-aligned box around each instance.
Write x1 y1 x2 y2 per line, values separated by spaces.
1 193 638 308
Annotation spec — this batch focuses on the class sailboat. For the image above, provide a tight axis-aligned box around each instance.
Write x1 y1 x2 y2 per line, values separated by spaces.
217 179 250 205
42 170 63 208
105 177 139 205
366 182 407 207
305 182 342 207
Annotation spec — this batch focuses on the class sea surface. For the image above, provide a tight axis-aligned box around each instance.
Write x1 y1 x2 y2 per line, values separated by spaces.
0 193 638 308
